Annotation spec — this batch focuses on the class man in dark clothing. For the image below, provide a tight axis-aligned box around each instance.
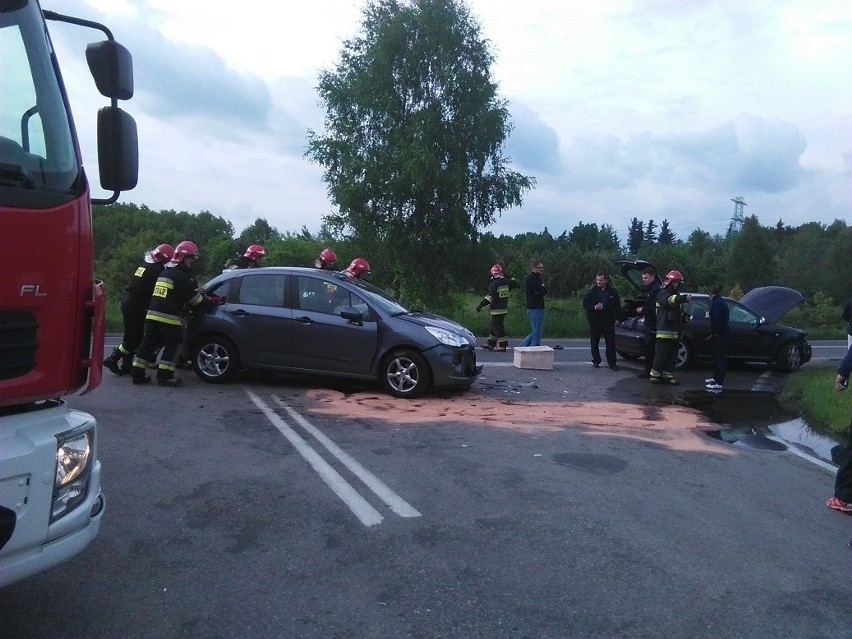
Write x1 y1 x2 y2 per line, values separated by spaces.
476 264 518 351
103 243 173 376
649 270 691 385
582 273 622 369
705 284 730 390
843 297 852 349
636 266 660 378
519 259 547 347
132 241 204 387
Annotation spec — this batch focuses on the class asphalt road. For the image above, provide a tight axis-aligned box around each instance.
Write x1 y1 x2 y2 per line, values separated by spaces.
1 340 850 638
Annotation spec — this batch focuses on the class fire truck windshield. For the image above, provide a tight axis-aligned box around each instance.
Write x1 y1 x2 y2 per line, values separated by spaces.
0 0 79 202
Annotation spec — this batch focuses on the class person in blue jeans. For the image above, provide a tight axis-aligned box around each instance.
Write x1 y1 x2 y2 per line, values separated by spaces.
519 259 547 347
705 284 730 390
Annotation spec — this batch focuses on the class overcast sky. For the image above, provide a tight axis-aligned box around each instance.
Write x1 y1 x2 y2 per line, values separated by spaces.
48 0 850 242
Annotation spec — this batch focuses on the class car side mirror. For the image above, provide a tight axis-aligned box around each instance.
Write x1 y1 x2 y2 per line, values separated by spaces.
340 306 363 325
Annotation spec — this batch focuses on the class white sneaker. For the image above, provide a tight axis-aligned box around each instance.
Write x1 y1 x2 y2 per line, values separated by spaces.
705 378 716 384
705 382 723 390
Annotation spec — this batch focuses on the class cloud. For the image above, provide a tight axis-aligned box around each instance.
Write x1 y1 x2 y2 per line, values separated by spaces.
504 102 563 175
557 115 806 195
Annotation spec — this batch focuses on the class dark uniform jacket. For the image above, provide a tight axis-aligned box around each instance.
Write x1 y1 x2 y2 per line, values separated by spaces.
655 284 690 340
124 257 165 311
145 263 204 326
479 276 517 315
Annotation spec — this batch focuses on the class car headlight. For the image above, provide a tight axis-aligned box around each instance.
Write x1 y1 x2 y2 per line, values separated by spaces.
52 429 93 522
425 326 467 347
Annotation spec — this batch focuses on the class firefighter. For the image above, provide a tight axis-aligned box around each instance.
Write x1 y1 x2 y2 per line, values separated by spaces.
344 257 371 279
315 247 338 270
104 243 174 376
131 241 204 387
476 264 518 351
649 270 692 385
225 243 266 269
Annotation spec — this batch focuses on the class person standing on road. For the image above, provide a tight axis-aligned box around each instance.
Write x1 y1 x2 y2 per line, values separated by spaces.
476 264 518 352
705 284 730 391
103 243 174 377
843 296 852 348
649 270 691 385
519 259 547 347
582 272 622 369
636 266 660 378
826 416 852 514
132 241 205 387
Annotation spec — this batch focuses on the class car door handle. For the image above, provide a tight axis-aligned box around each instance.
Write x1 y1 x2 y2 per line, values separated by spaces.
297 316 313 324
230 309 247 317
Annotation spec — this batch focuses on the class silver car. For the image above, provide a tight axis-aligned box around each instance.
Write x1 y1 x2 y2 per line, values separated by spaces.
186 267 481 397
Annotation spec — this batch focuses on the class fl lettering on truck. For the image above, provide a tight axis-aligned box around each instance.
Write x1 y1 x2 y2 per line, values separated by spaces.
0 0 138 588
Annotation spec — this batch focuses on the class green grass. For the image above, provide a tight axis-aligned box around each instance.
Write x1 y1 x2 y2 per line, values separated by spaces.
779 365 852 438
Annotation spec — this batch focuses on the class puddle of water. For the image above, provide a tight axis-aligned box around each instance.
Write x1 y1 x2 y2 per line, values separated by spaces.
677 390 843 465
768 417 844 464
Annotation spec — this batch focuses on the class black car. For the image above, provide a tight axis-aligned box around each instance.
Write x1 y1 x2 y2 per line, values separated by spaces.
186 267 481 397
613 260 812 371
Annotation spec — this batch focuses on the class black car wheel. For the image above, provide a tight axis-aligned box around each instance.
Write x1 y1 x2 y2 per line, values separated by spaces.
776 342 802 372
193 335 240 383
381 349 431 398
674 340 691 370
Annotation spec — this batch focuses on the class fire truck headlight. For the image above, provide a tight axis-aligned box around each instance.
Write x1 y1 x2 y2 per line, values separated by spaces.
52 430 93 521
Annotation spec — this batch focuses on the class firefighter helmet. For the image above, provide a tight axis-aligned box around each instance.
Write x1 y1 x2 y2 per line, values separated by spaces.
490 264 503 276
151 243 174 263
345 257 371 278
663 270 684 285
174 240 199 260
244 244 266 260
315 247 338 269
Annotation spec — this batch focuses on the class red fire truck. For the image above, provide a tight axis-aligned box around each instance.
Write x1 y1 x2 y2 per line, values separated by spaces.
0 0 137 587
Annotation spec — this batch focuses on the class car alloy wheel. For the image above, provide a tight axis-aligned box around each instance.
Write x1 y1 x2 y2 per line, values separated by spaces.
381 349 431 398
777 342 802 372
193 336 240 383
674 340 691 370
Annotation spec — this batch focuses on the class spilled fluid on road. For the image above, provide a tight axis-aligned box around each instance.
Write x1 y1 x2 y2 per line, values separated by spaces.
676 389 843 464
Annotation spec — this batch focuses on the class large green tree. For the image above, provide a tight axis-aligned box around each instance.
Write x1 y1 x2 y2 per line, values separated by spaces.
306 0 534 308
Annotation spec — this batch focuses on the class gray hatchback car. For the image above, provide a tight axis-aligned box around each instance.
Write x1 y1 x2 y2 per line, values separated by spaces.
186 267 481 397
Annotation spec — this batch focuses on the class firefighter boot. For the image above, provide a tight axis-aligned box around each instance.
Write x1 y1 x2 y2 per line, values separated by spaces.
119 352 134 375
103 348 124 376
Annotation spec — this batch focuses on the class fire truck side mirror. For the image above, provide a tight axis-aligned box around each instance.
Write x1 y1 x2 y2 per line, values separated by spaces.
97 107 138 191
85 40 133 100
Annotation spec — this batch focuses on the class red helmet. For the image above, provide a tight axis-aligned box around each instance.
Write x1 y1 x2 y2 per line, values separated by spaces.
151 243 174 263
663 270 684 285
244 244 266 260
345 257 371 278
315 247 338 269
490 264 503 276
174 240 199 260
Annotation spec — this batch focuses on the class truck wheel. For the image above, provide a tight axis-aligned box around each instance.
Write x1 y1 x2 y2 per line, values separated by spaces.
380 349 431 398
193 336 240 383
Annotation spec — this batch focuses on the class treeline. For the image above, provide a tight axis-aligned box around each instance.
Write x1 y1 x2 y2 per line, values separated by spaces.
93 202 851 318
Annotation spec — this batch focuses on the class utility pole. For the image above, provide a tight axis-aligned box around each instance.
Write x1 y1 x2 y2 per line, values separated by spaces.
730 196 746 233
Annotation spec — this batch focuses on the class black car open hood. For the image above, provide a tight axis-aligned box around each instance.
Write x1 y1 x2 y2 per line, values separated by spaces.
739 286 804 324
